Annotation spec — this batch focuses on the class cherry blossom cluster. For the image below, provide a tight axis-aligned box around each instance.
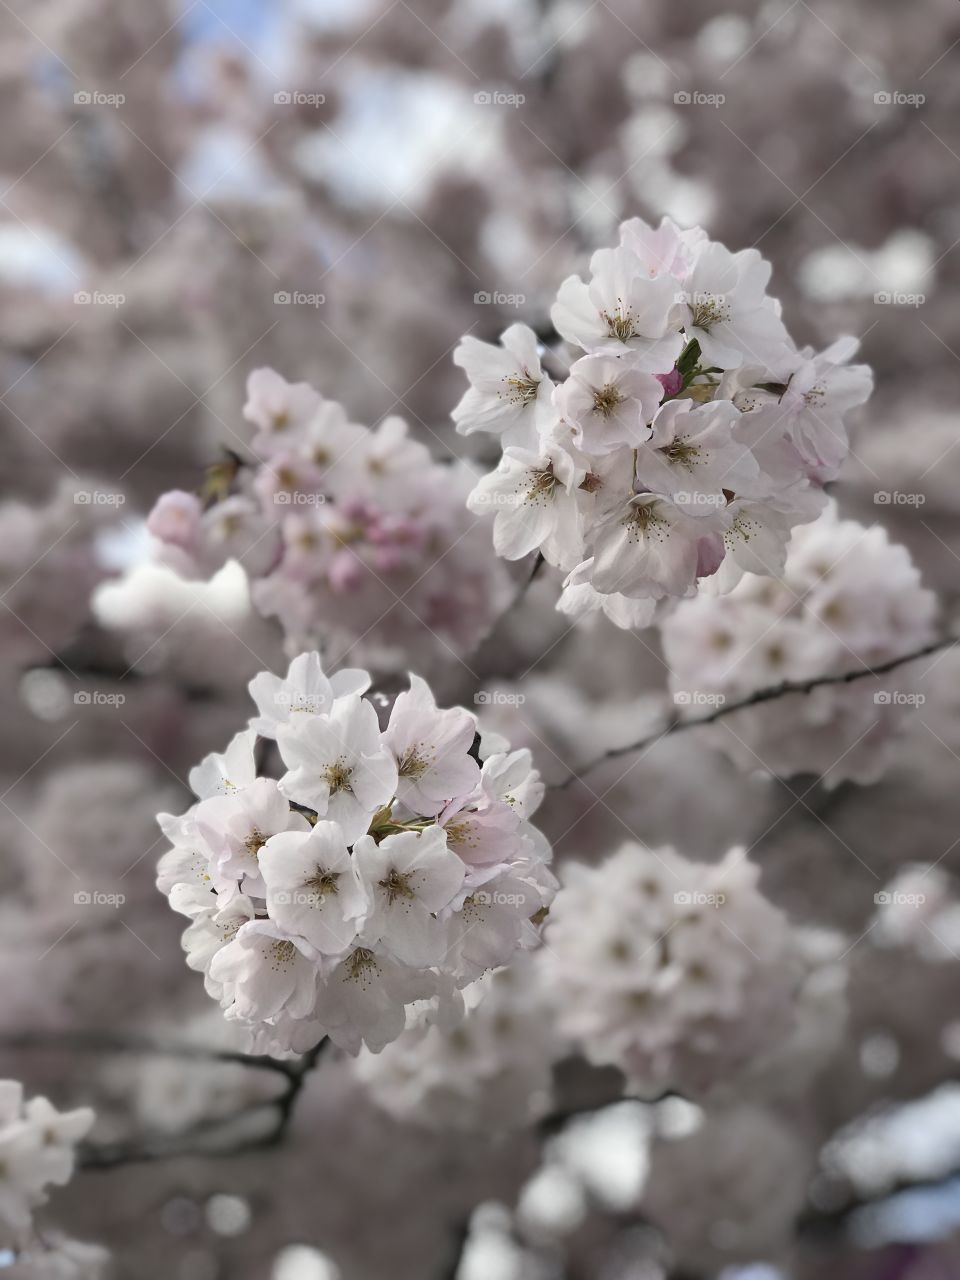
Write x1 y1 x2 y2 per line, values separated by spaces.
661 502 938 785
456 216 873 628
157 652 556 1056
352 955 560 1131
144 369 509 666
0 1080 107 1277
872 863 960 962
540 842 819 1098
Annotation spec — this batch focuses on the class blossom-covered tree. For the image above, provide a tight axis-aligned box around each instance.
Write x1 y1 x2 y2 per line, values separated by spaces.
3 2 960 1279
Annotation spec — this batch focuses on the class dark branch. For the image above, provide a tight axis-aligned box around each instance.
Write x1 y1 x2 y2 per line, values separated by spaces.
560 635 958 789
0 1030 330 1169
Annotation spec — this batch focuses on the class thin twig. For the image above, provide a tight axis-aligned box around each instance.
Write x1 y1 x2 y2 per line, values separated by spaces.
78 1038 331 1170
0 1029 297 1074
0 1030 331 1169
559 635 958 789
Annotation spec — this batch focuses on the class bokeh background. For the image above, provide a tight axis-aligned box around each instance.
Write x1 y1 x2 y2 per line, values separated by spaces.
2 1 960 1278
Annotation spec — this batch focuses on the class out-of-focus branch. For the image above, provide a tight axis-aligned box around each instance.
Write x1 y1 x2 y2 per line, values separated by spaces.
471 551 547 660
561 635 958 789
0 1031 330 1169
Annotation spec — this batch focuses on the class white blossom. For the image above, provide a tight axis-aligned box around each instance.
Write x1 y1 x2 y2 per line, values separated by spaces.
452 323 553 448
554 354 662 455
0 1082 94 1252
466 442 585 570
541 843 808 1096
661 502 938 784
248 651 370 739
259 822 366 956
157 652 556 1057
354 827 465 967
677 240 790 369
277 695 399 843
382 674 480 816
551 244 682 369
459 216 868 628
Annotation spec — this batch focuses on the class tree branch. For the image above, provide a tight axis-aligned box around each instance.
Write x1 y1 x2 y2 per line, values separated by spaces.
0 1030 330 1169
559 635 958 789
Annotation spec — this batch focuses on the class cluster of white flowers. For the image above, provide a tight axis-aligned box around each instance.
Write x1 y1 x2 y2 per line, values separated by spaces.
540 842 811 1097
456 216 872 627
872 863 960 962
0 1081 106 1277
352 955 560 1131
143 369 508 665
157 652 556 1056
661 502 938 785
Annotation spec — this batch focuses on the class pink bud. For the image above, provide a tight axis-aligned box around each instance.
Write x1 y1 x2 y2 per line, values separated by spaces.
656 368 683 397
695 533 726 578
146 490 203 551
